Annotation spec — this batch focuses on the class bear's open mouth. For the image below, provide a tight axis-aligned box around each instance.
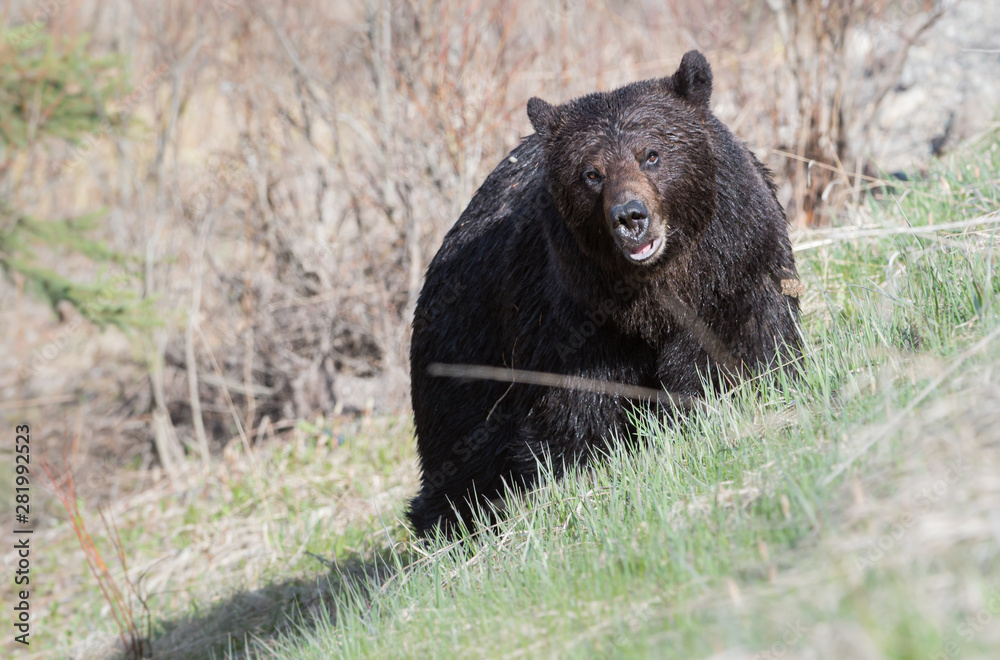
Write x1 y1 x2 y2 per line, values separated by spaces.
625 236 664 262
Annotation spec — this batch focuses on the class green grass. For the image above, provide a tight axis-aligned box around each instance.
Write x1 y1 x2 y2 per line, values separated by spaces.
255 133 1000 659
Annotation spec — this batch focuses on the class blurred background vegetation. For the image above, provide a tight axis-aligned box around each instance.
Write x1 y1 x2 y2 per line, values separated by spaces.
0 1 997 655
4 0 994 480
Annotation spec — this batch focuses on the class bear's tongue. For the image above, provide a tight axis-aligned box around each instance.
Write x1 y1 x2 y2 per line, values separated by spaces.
627 236 661 261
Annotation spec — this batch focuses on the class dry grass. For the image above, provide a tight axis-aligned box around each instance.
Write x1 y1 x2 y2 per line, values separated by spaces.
0 413 417 657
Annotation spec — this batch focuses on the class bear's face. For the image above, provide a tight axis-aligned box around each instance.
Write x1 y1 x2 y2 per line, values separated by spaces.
528 51 719 270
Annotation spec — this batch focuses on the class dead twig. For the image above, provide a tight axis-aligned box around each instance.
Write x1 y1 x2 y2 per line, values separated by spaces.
794 211 1000 251
427 363 697 411
39 426 149 659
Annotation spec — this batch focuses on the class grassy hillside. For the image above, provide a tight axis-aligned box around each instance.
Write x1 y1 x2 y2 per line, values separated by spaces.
261 133 1000 659
28 131 999 659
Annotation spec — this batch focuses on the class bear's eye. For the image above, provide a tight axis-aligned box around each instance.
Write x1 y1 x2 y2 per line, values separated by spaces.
584 170 603 187
645 151 659 166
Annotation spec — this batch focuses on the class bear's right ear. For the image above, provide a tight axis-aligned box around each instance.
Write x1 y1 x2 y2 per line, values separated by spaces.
670 50 713 108
527 97 560 139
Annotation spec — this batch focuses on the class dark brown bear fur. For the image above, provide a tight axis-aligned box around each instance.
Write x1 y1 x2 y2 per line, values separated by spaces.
408 50 800 537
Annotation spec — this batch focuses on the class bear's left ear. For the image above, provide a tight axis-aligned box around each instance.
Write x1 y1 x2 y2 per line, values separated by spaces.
670 50 713 108
527 97 561 139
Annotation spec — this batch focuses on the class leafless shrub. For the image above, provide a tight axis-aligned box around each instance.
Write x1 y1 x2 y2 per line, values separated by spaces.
765 0 950 225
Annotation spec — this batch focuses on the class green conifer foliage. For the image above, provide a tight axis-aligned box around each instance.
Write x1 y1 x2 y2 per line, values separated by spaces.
0 25 155 330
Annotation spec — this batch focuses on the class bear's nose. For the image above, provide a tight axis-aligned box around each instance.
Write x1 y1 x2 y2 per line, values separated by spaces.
611 200 649 236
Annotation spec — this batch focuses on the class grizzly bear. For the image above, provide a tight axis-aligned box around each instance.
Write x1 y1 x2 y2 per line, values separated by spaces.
408 50 800 537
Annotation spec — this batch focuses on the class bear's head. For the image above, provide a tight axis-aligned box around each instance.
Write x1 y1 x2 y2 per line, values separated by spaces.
528 50 719 270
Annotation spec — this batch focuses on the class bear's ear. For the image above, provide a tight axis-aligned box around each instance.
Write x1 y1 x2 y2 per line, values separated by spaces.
527 97 560 139
671 50 713 108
